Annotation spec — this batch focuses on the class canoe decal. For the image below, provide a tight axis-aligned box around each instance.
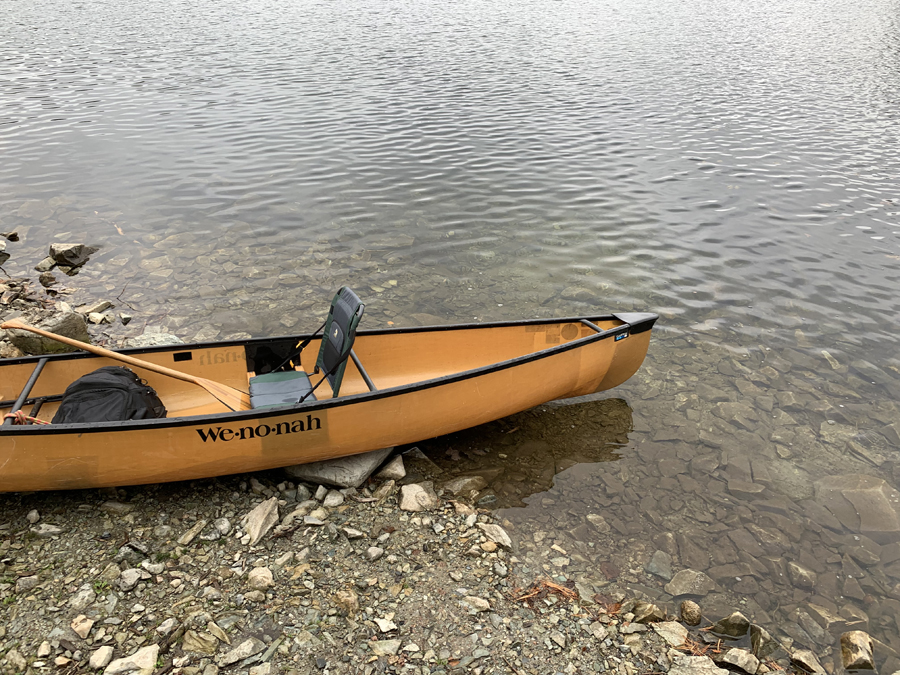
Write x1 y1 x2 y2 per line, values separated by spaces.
196 414 322 443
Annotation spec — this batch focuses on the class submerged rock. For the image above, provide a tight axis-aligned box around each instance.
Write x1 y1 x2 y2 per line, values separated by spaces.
841 630 875 670
664 569 716 597
815 474 900 543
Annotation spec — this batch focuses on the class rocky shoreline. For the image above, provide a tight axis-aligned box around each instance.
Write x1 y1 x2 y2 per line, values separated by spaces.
0 453 889 675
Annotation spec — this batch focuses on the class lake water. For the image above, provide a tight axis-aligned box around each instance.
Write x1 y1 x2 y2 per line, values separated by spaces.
3 0 900 666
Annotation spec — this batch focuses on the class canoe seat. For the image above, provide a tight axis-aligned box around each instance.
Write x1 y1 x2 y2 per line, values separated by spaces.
248 287 366 408
249 371 316 409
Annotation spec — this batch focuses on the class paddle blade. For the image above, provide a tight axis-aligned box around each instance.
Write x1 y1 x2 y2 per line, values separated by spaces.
199 377 253 411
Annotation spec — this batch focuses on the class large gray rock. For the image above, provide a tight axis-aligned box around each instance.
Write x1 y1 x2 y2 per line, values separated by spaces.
5 311 91 354
285 447 394 488
815 474 900 543
49 243 99 267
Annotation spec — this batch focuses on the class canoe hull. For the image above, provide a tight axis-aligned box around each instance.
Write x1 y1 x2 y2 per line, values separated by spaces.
0 314 655 492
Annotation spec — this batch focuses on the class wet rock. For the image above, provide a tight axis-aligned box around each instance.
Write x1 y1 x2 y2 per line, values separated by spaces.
442 475 488 495
242 497 279 545
791 649 826 674
399 482 440 511
632 601 665 623
476 523 512 549
718 648 760 675
645 550 673 580
652 621 688 647
285 447 394 488
750 624 780 659
814 474 900 543
788 561 818 590
5 311 91 355
668 655 729 675
841 630 875 670
711 611 751 638
665 569 716 597
49 243 99 268
586 513 611 533
104 644 159 675
680 600 702 625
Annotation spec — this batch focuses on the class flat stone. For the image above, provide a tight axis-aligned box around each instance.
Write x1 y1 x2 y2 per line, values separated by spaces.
119 568 141 591
668 655 729 675
370 639 402 656
841 630 875 670
285 447 394 488
399 482 440 511
218 637 266 666
183 630 219 655
177 519 207 546
103 644 159 675
644 550 673 580
242 497 279 546
664 569 716 597
476 523 512 549
15 575 39 593
90 646 114 669
49 243 98 267
814 474 900 543
652 621 688 647
71 614 94 639
69 586 96 611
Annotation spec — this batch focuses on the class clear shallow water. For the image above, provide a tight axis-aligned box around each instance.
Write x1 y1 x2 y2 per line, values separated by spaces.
3 0 900 663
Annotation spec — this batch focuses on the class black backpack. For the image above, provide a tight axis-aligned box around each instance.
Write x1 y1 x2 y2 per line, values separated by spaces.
52 366 167 424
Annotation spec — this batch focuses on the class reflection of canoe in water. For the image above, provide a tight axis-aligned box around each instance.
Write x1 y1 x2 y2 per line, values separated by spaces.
0 307 657 492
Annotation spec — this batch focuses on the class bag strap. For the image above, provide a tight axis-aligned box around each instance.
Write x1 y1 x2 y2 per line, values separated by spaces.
272 320 327 373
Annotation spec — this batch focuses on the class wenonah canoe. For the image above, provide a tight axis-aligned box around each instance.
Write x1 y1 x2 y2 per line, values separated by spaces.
0 308 657 492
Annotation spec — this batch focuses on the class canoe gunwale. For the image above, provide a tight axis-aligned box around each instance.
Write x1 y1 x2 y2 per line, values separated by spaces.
0 312 657 436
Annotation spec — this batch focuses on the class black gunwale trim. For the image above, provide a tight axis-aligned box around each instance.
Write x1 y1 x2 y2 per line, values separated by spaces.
1 312 657 436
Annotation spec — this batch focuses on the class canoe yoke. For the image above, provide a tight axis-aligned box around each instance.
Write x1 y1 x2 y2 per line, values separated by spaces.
249 287 376 409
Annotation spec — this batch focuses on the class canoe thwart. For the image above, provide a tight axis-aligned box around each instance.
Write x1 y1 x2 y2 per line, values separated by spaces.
2 357 48 426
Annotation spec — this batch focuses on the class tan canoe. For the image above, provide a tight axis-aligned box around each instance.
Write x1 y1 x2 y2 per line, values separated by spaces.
0 312 656 492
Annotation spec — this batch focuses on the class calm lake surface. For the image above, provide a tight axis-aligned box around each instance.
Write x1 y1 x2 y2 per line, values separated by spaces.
3 0 900 664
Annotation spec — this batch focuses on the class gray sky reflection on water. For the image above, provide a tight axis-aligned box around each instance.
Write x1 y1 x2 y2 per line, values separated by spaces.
2 0 900 660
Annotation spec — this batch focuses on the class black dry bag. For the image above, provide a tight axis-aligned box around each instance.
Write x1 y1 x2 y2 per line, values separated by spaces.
51 366 167 424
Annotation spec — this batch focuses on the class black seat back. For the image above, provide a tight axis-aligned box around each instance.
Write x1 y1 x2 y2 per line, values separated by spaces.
315 287 364 397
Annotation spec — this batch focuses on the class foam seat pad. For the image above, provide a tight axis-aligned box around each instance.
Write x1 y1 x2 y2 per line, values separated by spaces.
249 371 316 408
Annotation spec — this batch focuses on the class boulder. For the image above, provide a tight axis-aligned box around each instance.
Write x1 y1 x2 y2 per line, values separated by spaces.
5 311 90 354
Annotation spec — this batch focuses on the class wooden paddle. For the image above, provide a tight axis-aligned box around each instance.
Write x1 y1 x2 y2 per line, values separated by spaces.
0 319 252 411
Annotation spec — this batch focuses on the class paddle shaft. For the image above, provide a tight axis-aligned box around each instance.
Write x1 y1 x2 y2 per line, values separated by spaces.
1 320 205 385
